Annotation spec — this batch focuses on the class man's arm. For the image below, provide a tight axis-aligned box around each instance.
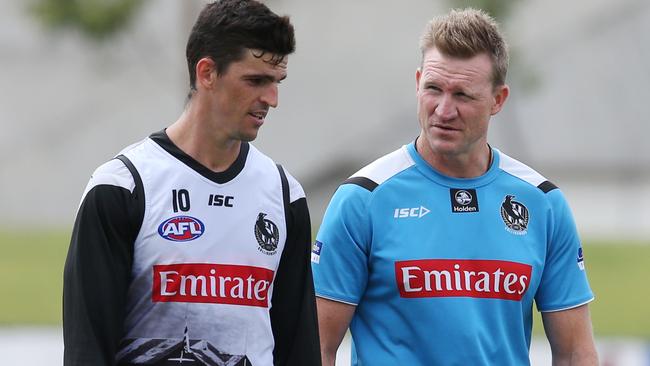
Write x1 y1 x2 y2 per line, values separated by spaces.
63 160 142 365
316 297 356 366
541 304 598 366
270 197 321 366
311 181 373 366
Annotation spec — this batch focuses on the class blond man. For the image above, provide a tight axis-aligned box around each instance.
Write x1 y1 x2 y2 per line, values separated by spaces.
312 8 598 366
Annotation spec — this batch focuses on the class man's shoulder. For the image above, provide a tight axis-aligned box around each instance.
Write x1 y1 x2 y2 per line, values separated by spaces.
117 134 156 159
89 158 135 193
249 144 305 202
76 157 138 211
76 135 150 208
93 135 152 190
343 145 415 192
496 149 558 194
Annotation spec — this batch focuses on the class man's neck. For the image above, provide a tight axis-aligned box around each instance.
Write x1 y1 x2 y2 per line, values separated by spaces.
166 108 242 173
416 138 492 179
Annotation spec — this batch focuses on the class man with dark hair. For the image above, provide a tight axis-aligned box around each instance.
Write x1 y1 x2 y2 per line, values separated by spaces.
63 1 320 365
313 8 598 366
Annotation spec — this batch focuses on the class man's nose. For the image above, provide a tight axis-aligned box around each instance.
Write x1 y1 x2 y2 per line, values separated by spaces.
434 95 458 121
260 84 279 108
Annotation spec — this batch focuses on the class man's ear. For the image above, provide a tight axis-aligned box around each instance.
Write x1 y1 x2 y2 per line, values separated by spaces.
195 57 217 90
491 84 510 115
415 67 422 94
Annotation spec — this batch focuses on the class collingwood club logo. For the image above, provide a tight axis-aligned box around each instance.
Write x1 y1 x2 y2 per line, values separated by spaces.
500 195 529 235
255 212 279 255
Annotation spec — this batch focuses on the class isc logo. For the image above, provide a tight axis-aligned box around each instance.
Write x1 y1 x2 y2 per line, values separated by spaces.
158 216 205 242
394 206 430 219
208 194 234 207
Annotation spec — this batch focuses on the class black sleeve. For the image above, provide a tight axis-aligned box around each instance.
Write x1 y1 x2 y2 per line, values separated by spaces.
270 197 322 366
63 180 142 366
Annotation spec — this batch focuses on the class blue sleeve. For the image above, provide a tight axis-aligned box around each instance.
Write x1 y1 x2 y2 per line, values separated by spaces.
311 184 372 305
535 189 594 311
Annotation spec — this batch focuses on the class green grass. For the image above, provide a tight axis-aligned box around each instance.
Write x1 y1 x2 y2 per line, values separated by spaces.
532 241 650 339
583 242 650 339
1 229 649 340
0 229 70 325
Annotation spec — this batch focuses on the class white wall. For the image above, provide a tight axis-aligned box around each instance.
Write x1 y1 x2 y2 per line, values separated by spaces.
0 0 648 239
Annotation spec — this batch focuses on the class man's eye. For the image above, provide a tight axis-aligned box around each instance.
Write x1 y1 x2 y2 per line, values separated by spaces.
426 85 441 91
247 78 264 86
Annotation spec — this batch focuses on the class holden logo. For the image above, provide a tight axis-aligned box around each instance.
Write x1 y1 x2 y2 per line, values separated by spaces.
450 188 478 213
454 190 473 206
158 216 205 242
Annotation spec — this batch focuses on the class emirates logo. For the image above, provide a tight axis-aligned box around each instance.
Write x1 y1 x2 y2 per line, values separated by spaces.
395 259 532 301
255 213 279 255
152 263 274 307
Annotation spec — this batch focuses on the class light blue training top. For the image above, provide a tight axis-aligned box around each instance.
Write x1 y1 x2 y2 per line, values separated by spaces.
312 142 594 366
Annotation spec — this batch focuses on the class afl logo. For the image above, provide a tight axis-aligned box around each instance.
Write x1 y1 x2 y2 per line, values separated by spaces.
158 216 205 242
455 190 473 205
500 195 529 235
255 213 279 255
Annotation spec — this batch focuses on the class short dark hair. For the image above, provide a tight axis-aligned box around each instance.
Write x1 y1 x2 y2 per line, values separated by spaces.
186 0 295 92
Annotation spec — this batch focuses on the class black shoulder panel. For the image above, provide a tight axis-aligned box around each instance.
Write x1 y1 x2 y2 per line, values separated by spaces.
115 155 144 196
537 180 558 193
342 177 378 192
115 154 146 233
276 164 291 229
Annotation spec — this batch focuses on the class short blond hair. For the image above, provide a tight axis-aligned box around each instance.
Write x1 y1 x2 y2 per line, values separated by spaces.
420 8 509 86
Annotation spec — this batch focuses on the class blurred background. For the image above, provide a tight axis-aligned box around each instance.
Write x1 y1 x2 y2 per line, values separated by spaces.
1 0 648 364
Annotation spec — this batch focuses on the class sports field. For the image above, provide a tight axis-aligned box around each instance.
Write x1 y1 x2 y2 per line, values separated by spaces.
1 229 648 339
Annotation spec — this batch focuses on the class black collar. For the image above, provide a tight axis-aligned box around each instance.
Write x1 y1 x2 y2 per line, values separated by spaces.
150 129 249 184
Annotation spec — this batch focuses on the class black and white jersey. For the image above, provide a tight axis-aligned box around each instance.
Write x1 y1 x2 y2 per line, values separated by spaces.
63 130 320 366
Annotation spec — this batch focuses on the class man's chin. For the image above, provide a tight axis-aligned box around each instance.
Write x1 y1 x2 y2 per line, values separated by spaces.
238 131 259 142
431 143 460 155
420 136 460 155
